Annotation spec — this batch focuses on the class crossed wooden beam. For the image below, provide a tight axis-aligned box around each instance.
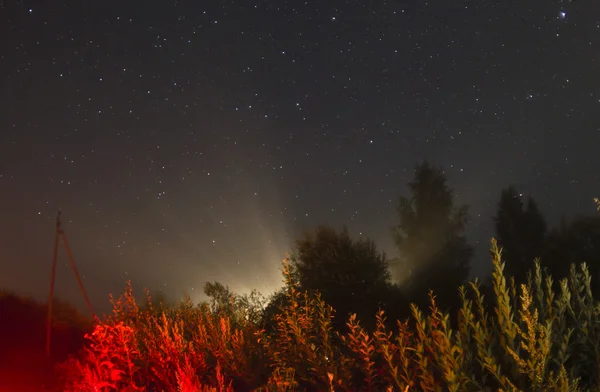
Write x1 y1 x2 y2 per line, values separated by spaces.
46 211 96 357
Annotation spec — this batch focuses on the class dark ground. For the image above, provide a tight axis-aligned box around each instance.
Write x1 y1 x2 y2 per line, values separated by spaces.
0 292 91 392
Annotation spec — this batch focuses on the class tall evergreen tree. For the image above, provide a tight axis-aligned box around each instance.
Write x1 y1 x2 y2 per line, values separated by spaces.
494 186 547 285
391 161 472 312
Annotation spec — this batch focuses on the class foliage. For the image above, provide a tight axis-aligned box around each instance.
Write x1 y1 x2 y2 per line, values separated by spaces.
494 186 547 285
542 215 600 296
203 281 267 327
57 238 600 391
57 281 268 391
392 161 473 312
290 225 395 331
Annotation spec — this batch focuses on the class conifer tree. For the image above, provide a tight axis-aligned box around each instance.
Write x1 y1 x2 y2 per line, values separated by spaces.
494 186 547 285
391 161 472 312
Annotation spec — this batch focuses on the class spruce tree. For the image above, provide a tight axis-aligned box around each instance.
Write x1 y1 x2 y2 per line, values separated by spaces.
391 161 472 312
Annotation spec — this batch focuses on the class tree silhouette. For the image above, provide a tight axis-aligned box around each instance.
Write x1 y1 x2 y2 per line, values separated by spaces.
391 161 472 312
203 281 266 325
493 186 547 285
543 215 600 296
287 225 395 331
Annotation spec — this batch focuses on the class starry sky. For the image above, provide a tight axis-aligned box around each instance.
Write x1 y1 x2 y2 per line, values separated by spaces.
1 0 599 315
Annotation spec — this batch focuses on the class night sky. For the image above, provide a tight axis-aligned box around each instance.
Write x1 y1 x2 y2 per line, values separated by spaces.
1 0 599 314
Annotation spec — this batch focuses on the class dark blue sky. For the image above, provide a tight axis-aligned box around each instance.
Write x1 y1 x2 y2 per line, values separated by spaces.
1 0 599 314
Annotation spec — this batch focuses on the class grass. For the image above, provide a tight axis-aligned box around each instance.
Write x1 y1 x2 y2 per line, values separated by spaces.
53 238 600 391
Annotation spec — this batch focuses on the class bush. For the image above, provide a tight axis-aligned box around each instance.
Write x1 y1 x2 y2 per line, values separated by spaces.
0 291 92 390
58 239 600 391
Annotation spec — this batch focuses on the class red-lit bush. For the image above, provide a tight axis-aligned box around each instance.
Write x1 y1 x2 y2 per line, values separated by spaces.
57 282 265 391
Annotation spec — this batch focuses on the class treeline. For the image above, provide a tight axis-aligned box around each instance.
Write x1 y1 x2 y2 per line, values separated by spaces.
261 161 600 333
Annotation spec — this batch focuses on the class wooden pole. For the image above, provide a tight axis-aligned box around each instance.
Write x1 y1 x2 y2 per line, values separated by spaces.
46 211 61 357
61 232 95 318
45 211 96 357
